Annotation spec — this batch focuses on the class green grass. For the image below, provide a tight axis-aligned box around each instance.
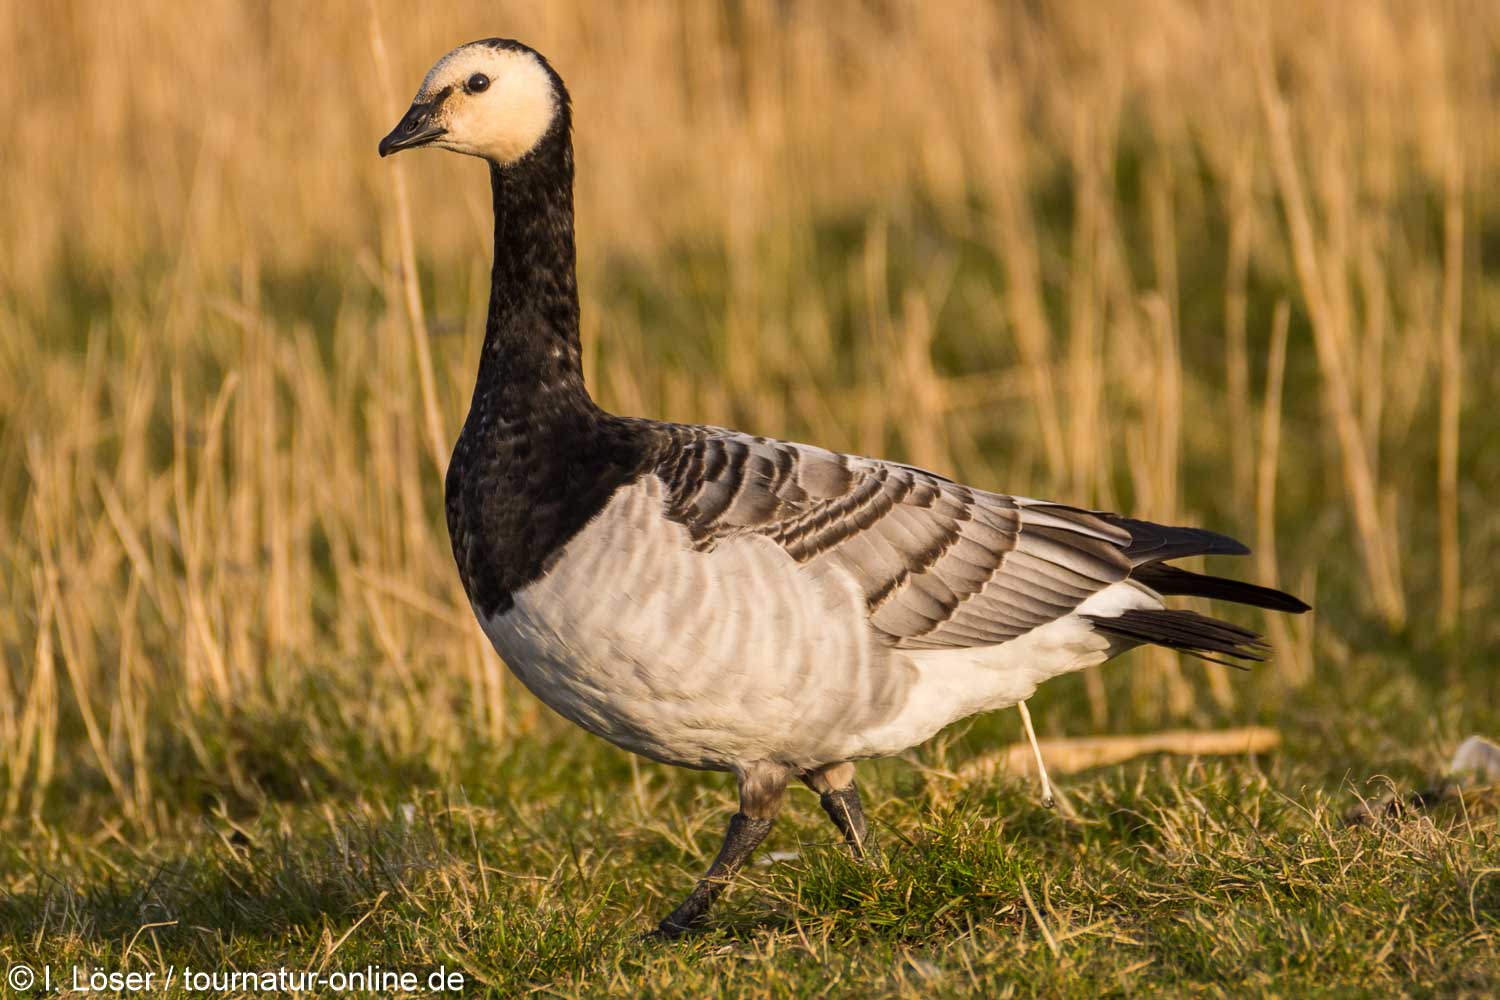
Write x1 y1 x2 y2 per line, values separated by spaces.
3 643 1497 997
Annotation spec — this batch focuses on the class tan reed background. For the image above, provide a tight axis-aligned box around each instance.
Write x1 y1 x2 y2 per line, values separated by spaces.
1 0 1495 828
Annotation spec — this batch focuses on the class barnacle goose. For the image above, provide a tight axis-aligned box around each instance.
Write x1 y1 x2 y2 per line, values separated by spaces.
379 39 1309 936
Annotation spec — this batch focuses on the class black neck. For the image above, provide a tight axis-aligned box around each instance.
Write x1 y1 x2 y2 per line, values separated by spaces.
444 62 658 618
473 107 595 423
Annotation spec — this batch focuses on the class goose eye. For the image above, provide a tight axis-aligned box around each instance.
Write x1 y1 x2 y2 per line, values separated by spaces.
467 73 490 93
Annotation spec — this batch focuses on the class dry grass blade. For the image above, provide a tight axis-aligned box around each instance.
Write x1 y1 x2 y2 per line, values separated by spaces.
367 0 448 471
1256 301 1308 684
1248 18 1405 628
1019 876 1062 960
1437 151 1464 634
1016 700 1054 808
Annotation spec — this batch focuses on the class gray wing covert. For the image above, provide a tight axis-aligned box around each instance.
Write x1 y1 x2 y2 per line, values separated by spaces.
653 426 1133 649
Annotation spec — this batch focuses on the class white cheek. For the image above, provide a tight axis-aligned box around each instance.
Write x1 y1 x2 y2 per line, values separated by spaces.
482 97 554 162
444 85 555 164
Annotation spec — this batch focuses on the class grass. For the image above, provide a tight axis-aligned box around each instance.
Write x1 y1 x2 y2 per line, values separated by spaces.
3 683 1498 996
3 0 1500 994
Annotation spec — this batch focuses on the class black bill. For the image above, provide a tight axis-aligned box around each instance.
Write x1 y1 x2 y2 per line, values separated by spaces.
379 101 446 156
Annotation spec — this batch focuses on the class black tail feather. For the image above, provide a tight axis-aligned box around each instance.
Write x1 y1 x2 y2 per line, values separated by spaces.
1085 608 1269 668
1102 515 1250 565
1131 563 1311 614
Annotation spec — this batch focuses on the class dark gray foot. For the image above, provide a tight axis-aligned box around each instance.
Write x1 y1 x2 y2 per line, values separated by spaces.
819 783 877 860
803 762 878 861
656 765 788 937
656 812 774 936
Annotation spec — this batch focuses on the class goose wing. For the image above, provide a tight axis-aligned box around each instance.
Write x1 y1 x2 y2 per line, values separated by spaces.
651 425 1145 649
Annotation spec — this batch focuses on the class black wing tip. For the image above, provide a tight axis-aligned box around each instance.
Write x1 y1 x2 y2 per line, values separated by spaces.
1131 563 1311 614
1276 592 1313 614
1101 515 1251 563
1197 529 1252 557
1253 593 1311 614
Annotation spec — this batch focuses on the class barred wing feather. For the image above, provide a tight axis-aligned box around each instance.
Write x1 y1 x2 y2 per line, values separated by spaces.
652 426 1135 650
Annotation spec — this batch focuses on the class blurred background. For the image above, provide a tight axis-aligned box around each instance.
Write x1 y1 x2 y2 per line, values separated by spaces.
1 0 1497 829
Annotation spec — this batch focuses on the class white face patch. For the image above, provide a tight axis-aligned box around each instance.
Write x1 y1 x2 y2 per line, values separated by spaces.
414 42 558 165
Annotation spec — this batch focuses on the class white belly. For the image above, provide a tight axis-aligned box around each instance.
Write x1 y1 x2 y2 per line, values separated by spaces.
475 477 1152 770
476 477 904 769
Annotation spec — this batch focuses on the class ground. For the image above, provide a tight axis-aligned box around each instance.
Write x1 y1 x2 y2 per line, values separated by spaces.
3 645 1497 997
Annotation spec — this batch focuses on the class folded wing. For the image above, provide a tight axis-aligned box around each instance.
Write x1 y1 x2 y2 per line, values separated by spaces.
652 426 1150 649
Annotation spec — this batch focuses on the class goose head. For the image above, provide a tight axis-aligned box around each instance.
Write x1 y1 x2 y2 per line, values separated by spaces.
378 39 564 165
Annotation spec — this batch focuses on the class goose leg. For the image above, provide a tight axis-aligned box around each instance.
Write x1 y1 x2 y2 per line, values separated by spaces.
657 763 788 936
803 761 875 860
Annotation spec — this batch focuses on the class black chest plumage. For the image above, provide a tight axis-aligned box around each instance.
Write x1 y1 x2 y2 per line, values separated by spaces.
445 407 652 619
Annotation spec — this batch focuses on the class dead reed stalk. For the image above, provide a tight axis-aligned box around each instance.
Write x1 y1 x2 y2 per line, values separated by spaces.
1249 24 1406 629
